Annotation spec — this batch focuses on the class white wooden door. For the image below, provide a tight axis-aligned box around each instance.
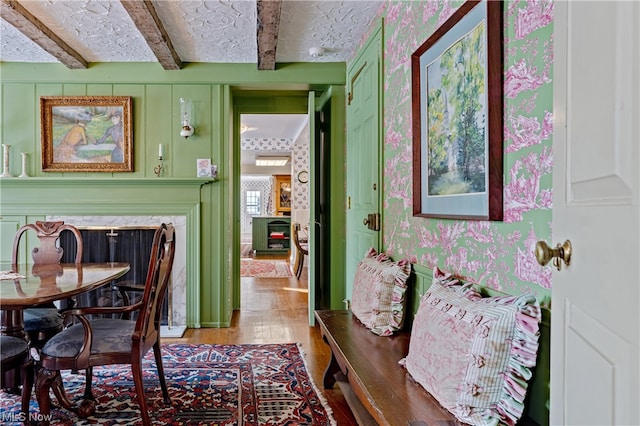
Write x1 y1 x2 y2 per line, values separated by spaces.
551 2 639 425
345 26 382 298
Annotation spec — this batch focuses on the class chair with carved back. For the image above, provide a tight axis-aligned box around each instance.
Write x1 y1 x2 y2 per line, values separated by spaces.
1 336 34 421
35 223 175 426
11 221 84 349
291 222 309 279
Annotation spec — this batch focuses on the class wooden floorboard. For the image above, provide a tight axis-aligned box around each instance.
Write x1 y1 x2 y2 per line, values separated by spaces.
163 263 359 425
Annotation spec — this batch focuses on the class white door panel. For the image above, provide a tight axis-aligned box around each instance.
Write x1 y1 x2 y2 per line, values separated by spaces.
564 302 632 426
551 2 639 425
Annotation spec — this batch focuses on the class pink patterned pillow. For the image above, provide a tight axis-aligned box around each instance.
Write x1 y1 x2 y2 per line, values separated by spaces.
400 268 541 425
351 247 411 336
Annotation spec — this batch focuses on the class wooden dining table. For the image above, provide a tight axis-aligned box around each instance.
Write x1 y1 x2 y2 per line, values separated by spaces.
0 261 130 398
0 261 130 339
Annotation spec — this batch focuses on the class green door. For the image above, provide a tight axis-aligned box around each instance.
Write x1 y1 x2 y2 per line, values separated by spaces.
345 24 383 299
307 91 316 325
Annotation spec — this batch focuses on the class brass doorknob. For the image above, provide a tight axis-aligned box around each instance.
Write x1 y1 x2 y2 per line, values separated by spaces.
535 240 572 271
363 218 369 226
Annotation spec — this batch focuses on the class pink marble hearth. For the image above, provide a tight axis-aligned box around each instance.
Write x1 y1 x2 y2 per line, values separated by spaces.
47 215 187 337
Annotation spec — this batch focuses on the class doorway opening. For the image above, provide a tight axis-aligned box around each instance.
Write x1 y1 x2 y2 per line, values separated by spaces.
239 113 310 284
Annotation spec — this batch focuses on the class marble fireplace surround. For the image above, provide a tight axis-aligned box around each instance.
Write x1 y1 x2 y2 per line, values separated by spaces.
48 215 188 337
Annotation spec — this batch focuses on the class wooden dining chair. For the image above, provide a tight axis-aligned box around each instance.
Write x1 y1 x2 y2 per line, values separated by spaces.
0 336 34 420
292 222 309 279
11 221 84 349
35 223 175 426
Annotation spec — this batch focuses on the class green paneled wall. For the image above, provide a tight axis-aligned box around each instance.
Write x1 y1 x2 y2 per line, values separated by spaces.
0 62 347 327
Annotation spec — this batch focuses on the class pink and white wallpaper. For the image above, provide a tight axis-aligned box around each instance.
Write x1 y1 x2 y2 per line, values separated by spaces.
361 0 553 302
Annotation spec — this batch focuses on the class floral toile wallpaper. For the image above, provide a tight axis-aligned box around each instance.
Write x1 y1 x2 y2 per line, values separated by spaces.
363 0 553 303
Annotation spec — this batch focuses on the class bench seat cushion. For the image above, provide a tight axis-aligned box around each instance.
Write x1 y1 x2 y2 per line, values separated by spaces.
400 268 541 426
351 247 411 336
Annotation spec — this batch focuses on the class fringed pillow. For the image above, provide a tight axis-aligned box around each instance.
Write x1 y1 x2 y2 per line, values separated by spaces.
351 247 411 336
399 268 541 426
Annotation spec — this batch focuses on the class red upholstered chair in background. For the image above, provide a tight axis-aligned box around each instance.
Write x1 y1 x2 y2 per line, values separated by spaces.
36 223 175 426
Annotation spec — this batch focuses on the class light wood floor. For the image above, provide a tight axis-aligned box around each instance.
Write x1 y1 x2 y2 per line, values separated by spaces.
162 267 358 425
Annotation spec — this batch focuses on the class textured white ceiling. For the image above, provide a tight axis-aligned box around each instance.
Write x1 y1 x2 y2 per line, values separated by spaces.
240 114 308 166
0 0 383 64
1 1 379 168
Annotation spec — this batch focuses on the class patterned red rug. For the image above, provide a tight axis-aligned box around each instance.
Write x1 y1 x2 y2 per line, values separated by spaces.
0 343 335 425
241 259 292 278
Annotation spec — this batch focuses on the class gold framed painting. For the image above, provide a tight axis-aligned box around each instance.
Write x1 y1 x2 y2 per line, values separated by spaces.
40 96 133 172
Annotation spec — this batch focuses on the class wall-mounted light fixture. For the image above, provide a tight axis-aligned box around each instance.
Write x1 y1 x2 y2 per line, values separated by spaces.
180 97 195 138
240 124 257 134
309 46 325 58
154 144 164 177
255 156 289 166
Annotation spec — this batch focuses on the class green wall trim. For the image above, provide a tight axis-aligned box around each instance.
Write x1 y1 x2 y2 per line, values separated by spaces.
199 321 231 328
0 62 347 87
326 86 347 310
199 84 231 327
0 177 216 187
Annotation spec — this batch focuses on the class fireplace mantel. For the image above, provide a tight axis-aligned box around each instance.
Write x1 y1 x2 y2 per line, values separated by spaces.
0 177 216 188
0 178 212 329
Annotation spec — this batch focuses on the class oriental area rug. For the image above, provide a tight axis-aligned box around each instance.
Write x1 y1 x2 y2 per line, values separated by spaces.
241 259 293 278
0 343 335 426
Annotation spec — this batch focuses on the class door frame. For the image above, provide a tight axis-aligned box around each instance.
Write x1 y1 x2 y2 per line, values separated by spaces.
229 90 314 310
231 92 310 309
230 88 347 317
345 20 384 297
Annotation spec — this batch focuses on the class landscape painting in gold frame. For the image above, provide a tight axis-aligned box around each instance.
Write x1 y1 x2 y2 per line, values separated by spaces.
41 96 133 172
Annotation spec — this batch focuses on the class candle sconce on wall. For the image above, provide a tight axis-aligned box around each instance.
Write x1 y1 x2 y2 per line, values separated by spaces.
180 97 195 138
154 144 164 177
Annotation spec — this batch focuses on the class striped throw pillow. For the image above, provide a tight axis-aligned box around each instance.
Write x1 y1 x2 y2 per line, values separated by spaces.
400 268 541 426
351 247 411 336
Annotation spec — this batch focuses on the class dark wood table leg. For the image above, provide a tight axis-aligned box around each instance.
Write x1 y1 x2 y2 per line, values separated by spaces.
321 335 340 389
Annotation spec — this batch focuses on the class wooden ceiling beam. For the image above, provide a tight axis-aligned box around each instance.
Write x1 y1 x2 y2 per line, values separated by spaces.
0 0 88 69
120 0 182 70
256 0 282 70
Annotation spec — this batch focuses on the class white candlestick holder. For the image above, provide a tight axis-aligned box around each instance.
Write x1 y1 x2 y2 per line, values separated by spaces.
19 152 30 178
1 144 13 178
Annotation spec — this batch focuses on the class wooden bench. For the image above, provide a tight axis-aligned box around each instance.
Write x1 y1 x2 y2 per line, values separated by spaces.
315 309 550 426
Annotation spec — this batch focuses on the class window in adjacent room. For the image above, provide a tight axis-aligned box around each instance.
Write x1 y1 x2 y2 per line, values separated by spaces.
246 190 261 215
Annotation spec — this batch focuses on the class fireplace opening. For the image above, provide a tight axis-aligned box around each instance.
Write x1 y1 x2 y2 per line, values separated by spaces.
59 227 168 324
